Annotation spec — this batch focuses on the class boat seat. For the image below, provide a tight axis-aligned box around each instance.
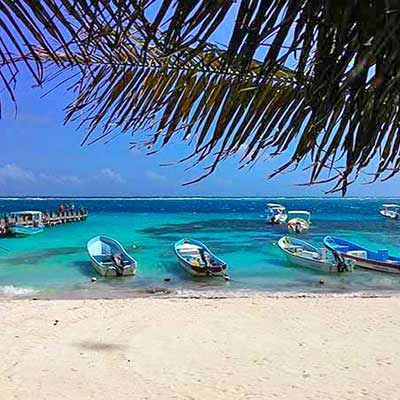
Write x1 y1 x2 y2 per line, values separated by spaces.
177 245 201 257
288 246 302 252
94 255 130 265
177 244 200 251
179 248 199 254
301 250 319 260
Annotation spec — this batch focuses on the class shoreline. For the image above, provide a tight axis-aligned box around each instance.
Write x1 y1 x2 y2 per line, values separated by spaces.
1 296 400 400
1 287 400 301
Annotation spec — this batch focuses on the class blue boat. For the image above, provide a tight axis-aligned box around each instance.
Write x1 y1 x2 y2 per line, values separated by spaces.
174 238 228 277
8 211 44 237
9 225 44 236
323 236 400 274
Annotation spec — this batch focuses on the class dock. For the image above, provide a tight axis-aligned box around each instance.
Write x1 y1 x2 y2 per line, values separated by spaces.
0 209 88 236
42 209 88 226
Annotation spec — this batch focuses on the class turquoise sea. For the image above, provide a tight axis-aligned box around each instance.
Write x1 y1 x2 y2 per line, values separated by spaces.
1 197 400 299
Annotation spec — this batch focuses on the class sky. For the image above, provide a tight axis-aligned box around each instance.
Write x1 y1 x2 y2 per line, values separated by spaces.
1 5 399 197
2 78 399 198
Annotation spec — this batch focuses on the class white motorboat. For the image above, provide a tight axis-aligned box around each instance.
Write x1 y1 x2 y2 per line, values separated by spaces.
278 236 352 273
266 203 287 224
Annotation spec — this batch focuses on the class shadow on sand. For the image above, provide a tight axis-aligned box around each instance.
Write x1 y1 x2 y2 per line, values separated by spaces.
74 341 127 352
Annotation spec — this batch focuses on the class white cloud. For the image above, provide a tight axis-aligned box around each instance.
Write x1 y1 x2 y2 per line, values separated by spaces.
146 170 167 183
98 168 126 184
0 163 36 184
57 175 83 185
0 163 127 191
39 173 84 185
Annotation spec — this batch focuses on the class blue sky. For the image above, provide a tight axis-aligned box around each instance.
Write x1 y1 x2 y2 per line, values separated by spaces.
1 5 399 197
1 73 399 197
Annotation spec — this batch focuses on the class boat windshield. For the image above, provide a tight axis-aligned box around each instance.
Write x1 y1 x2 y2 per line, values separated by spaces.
267 204 285 210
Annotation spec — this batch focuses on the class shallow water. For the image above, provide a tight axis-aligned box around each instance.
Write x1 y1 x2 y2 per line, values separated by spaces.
1 197 400 299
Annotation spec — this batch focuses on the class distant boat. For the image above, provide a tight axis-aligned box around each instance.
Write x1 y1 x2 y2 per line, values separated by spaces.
287 211 311 233
323 236 400 274
379 204 400 220
266 203 287 224
8 211 44 237
87 236 137 277
277 236 352 273
174 238 228 277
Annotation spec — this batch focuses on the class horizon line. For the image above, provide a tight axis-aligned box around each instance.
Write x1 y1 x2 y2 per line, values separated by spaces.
0 195 398 199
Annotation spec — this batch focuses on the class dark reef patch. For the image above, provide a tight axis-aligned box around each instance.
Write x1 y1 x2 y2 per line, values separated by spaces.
0 247 84 266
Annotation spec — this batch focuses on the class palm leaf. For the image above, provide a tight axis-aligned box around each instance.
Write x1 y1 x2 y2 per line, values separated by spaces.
1 0 400 194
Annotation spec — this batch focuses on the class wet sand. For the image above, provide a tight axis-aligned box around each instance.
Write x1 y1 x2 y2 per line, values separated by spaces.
1 296 399 400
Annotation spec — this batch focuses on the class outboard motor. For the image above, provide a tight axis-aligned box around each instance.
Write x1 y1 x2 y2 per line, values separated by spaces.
332 250 348 272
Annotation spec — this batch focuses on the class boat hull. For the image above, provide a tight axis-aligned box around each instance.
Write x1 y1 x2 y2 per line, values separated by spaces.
287 218 310 233
323 236 400 274
283 251 335 272
379 209 399 220
90 260 136 277
177 257 226 277
9 224 44 236
328 252 400 274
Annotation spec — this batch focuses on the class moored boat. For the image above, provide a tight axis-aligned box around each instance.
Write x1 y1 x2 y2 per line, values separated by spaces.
277 236 352 273
323 236 400 274
8 211 44 237
87 236 137 277
174 238 228 277
287 211 311 233
266 203 287 224
8 225 44 236
379 204 400 220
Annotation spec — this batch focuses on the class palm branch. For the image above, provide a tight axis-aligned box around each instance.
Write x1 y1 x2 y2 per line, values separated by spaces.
1 0 399 194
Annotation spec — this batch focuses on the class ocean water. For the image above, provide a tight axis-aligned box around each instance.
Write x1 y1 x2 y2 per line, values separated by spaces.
1 197 400 299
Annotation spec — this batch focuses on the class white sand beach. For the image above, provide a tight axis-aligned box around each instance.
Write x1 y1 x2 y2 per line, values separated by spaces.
1 296 400 400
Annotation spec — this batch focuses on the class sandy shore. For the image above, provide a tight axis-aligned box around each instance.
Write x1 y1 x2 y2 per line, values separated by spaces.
1 296 399 400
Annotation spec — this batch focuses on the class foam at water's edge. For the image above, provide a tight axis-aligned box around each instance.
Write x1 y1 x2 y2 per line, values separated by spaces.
0 285 38 297
3 285 399 301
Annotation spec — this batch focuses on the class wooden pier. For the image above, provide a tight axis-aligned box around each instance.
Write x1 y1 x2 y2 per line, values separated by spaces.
42 209 88 226
0 209 88 236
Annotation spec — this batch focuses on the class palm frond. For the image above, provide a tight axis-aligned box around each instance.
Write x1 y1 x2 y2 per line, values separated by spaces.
1 0 400 194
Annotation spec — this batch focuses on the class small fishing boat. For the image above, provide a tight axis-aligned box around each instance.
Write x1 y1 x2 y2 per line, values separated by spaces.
323 236 400 274
8 211 44 237
174 238 228 277
87 236 137 277
379 204 400 220
287 211 311 233
277 236 352 273
266 203 287 224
